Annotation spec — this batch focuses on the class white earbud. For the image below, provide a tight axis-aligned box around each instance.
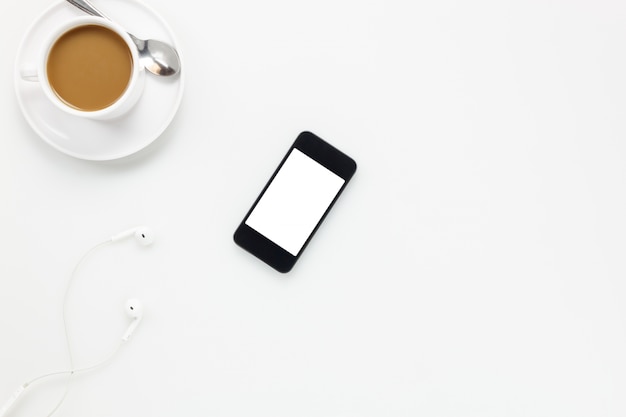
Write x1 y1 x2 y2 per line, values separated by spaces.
110 226 154 246
122 298 144 342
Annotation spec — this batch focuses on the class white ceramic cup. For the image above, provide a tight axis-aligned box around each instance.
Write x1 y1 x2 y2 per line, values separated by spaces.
21 16 145 120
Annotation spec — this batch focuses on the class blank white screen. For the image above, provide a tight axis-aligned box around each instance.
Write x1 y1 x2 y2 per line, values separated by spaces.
245 149 345 256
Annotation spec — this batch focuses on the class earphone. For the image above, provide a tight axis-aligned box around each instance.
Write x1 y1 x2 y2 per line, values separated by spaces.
122 298 144 341
0 227 154 417
111 226 155 245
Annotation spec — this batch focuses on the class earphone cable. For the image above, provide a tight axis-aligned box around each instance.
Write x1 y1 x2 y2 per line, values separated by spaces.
3 240 116 417
63 240 112 368
13 339 123 417
24 340 124 388
2 230 148 417
44 239 113 417
0 239 114 417
40 340 123 417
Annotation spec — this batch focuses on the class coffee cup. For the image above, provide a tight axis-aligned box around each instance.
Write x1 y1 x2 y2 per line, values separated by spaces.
21 17 145 120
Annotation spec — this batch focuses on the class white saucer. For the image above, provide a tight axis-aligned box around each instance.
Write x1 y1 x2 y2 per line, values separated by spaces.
14 0 184 161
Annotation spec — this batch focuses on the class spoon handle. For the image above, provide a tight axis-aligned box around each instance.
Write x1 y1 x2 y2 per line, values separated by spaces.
66 0 111 20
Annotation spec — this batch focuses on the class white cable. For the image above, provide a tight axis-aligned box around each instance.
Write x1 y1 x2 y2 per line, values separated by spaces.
25 341 123 388
0 239 122 417
63 241 113 371
45 240 113 417
42 341 123 417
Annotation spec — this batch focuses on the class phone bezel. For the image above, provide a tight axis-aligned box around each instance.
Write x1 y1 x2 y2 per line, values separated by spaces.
234 131 357 273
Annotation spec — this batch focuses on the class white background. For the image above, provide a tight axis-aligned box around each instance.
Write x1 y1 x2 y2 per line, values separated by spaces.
1 0 625 416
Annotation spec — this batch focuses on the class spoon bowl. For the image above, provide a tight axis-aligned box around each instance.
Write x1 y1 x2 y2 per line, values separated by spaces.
66 0 181 76
129 34 180 76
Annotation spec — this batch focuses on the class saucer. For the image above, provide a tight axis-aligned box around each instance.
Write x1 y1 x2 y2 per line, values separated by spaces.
14 0 184 161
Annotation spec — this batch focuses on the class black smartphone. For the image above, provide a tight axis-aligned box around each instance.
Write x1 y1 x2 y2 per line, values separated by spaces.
234 131 357 273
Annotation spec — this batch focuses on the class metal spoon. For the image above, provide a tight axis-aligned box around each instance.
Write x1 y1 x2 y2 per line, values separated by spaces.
66 0 181 76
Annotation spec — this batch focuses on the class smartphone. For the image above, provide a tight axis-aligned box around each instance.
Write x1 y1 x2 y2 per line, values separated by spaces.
234 131 357 273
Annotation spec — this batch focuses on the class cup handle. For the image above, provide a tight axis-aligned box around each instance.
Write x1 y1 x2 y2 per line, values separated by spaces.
20 66 39 82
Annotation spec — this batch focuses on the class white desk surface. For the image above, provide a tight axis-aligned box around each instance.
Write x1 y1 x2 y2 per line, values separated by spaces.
1 0 625 416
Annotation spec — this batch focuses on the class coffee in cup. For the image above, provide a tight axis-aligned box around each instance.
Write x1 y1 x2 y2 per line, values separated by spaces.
21 17 145 120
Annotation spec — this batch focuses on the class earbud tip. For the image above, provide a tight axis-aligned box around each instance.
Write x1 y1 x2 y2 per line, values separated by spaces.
125 298 144 319
134 227 154 246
